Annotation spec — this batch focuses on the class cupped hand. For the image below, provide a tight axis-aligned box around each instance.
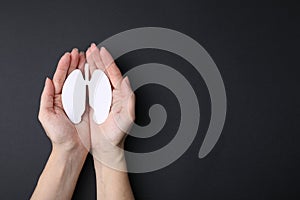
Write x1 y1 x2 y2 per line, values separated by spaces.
38 48 90 153
86 44 135 168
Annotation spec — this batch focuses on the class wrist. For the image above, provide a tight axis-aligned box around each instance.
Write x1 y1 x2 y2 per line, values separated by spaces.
93 148 127 172
51 142 88 163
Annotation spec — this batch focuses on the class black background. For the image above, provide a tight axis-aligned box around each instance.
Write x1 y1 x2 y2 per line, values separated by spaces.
0 0 299 199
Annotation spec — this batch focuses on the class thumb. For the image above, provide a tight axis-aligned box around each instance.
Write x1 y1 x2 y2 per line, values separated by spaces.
120 76 135 122
40 77 54 111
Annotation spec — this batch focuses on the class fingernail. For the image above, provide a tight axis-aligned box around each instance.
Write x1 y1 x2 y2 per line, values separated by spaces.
72 48 78 52
100 47 114 68
90 44 98 53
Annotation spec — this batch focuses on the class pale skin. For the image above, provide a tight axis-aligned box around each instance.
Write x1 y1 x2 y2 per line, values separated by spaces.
31 45 135 200
87 44 135 200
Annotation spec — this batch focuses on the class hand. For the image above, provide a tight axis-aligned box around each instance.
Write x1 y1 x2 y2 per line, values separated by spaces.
38 48 89 153
86 44 135 169
32 49 90 200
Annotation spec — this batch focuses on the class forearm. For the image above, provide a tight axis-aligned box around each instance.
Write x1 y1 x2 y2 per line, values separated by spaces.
31 144 87 200
94 152 134 200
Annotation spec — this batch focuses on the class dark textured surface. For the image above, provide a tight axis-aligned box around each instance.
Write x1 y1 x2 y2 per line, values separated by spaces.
0 0 299 199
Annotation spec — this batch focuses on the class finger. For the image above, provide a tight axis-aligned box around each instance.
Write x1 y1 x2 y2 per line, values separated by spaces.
40 77 55 112
78 51 86 74
90 44 105 71
67 48 79 75
86 44 97 74
53 52 71 94
100 47 123 89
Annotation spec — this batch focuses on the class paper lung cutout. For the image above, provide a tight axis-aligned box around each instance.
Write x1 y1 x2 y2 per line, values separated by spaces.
62 63 112 124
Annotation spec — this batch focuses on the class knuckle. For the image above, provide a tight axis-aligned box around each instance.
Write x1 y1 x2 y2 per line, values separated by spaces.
54 76 64 84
